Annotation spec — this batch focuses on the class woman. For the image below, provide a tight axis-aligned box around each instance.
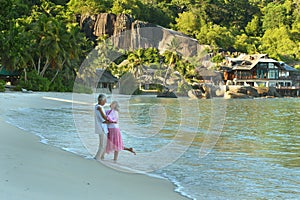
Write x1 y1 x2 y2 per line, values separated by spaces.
105 101 136 161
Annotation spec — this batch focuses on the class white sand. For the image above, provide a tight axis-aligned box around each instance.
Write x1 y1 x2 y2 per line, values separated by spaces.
0 92 188 200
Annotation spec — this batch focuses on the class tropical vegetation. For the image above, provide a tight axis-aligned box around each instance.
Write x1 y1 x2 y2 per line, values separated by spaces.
0 0 300 92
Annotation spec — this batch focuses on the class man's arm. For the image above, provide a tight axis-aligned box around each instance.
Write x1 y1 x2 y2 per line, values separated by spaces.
97 106 107 122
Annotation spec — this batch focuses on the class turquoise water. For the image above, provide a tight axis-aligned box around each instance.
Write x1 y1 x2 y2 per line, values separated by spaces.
5 93 300 199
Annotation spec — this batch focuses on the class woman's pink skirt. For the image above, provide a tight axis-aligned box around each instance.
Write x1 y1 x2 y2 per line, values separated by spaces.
106 128 124 153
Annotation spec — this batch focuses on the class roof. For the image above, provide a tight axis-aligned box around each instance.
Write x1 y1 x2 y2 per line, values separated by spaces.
96 69 118 83
279 62 298 72
225 54 286 71
0 66 20 76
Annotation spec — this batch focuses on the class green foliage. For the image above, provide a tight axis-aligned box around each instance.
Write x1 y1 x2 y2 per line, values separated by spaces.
145 5 174 27
175 11 199 36
111 0 145 19
294 65 300 71
259 27 298 61
262 3 287 31
48 74 74 92
67 0 112 15
17 71 50 91
211 54 224 64
2 0 300 93
205 0 259 29
245 15 262 37
234 34 260 54
73 82 93 94
197 23 235 50
0 80 5 92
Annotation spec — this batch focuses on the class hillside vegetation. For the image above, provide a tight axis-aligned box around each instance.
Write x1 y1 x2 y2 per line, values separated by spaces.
1 0 300 91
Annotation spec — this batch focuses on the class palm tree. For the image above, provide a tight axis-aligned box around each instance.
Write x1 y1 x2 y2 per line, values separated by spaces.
27 1 88 83
0 21 32 81
162 37 182 87
127 48 146 78
127 49 147 90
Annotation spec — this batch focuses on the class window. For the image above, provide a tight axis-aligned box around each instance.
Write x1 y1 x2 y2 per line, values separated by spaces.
257 63 268 79
257 69 266 79
258 63 268 69
269 63 276 69
268 69 278 79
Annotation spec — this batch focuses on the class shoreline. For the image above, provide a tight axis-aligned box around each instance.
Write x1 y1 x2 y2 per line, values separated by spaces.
0 92 189 200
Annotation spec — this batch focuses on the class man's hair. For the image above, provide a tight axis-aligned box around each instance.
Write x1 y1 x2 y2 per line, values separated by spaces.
98 93 107 102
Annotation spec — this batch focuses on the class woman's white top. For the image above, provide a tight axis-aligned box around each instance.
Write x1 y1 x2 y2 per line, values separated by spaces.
106 109 119 129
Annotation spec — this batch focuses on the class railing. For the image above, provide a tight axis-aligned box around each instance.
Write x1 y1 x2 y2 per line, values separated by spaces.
233 76 294 80
276 86 300 89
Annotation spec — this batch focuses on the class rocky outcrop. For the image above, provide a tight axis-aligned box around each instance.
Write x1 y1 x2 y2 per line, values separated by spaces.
224 91 252 99
78 13 208 58
93 13 116 36
227 86 259 98
256 86 281 97
224 86 281 99
188 84 226 99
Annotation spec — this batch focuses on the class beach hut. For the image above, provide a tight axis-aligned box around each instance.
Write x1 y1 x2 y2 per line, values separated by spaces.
0 65 20 85
96 69 118 93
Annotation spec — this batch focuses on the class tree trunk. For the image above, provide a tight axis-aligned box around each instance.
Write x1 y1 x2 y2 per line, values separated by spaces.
37 57 41 74
40 58 50 77
31 58 37 71
50 69 60 84
164 65 171 86
23 68 27 82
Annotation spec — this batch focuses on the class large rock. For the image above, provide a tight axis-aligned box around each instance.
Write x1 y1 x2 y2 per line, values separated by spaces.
78 13 209 58
246 87 259 97
224 91 252 99
227 86 259 97
256 87 281 97
188 89 203 99
80 15 97 41
93 13 116 36
267 87 281 97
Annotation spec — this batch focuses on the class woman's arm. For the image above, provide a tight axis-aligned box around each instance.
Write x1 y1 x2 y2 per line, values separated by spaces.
107 110 118 123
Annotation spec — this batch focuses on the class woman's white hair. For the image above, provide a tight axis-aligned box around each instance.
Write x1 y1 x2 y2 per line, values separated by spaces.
111 101 120 111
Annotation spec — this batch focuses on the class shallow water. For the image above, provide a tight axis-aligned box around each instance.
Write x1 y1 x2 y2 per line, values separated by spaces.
4 93 300 199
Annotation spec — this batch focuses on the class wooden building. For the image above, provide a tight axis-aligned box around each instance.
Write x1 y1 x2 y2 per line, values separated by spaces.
96 69 118 93
222 54 299 88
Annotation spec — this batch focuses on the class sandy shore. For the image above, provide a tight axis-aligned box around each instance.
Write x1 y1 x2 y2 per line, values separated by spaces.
0 92 188 200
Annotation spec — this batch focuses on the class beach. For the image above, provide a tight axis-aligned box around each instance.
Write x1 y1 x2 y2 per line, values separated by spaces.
1 92 299 199
0 92 188 200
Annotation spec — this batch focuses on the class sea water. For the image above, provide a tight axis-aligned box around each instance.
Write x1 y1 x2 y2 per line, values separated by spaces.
4 92 300 199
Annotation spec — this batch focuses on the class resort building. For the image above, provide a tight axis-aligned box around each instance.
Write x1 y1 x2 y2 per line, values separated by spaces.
222 54 300 88
96 69 118 93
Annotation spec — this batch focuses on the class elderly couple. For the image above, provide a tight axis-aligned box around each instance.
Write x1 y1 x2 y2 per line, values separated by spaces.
94 94 136 161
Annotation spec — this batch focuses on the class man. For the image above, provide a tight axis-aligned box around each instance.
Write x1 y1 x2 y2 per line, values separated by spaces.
94 93 108 160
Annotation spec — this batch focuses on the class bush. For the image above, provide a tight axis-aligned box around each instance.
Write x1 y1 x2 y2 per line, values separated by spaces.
17 71 50 91
49 76 74 92
0 80 5 92
211 54 225 64
73 83 93 94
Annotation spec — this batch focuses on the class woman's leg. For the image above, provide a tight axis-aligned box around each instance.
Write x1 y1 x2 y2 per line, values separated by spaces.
124 147 136 155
